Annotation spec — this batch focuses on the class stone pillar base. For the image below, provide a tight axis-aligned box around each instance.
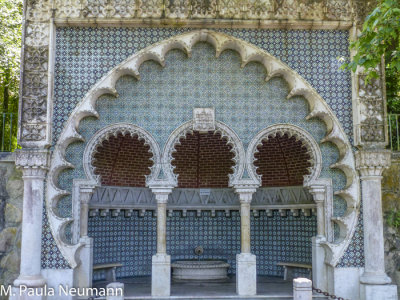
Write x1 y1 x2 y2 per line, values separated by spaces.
236 253 256 296
360 284 398 300
293 278 312 300
151 254 171 297
9 286 46 300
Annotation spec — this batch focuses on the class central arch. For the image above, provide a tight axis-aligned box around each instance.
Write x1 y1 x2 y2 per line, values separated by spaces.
46 30 360 291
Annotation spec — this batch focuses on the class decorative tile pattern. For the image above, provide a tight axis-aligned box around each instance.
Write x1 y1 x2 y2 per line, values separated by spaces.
53 27 352 145
337 204 364 267
43 28 360 269
89 210 315 280
41 208 70 269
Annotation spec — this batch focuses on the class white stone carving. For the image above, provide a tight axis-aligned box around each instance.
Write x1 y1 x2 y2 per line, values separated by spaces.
47 30 359 268
25 23 50 47
26 0 52 22
55 0 82 18
193 108 215 132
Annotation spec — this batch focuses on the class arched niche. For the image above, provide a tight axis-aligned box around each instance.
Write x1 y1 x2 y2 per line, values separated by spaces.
47 30 359 269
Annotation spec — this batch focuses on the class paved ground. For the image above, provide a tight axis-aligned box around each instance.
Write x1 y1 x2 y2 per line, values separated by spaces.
93 276 327 299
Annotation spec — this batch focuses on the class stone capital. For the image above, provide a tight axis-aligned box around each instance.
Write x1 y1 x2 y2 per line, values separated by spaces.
355 150 391 178
15 149 50 178
151 186 173 203
306 184 326 203
234 186 257 204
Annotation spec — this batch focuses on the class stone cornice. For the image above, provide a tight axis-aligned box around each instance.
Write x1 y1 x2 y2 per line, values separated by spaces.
355 150 391 178
25 0 374 27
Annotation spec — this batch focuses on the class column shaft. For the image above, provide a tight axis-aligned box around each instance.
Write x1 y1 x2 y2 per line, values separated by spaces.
240 202 251 253
19 171 46 280
157 202 167 254
361 176 387 279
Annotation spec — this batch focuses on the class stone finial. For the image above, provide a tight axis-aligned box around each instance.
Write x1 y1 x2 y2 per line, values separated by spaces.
355 150 391 177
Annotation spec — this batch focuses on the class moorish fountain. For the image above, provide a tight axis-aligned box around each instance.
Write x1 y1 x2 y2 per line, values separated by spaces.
171 246 230 281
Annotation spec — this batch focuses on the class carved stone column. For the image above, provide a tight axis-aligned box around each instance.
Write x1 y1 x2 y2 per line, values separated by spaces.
76 184 96 288
11 149 50 298
307 182 328 291
151 187 173 297
235 186 257 296
356 150 398 299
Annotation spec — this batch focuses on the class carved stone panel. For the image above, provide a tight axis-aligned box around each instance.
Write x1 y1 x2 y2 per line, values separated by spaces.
245 0 274 19
218 0 243 19
166 0 190 18
191 0 217 18
82 0 138 18
20 45 49 143
355 71 387 146
193 108 215 132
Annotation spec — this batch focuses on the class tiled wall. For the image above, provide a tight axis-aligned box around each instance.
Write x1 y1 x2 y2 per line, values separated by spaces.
89 210 316 280
41 27 364 270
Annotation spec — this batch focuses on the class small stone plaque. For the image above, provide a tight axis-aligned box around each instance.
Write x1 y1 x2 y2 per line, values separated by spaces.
193 108 215 132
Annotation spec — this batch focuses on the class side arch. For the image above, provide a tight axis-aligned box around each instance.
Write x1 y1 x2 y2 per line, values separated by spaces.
247 124 322 186
47 29 359 268
83 123 161 185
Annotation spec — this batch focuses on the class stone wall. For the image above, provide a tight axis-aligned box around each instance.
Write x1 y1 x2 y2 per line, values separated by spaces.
382 154 400 286
0 155 23 298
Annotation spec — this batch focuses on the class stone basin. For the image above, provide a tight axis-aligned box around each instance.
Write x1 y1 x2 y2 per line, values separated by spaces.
171 260 230 281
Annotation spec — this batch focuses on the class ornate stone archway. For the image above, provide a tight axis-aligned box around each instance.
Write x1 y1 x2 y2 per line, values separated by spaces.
46 30 359 293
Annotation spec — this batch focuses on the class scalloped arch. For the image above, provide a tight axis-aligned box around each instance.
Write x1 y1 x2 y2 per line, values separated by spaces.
47 29 359 268
83 123 162 185
247 124 322 185
161 121 246 187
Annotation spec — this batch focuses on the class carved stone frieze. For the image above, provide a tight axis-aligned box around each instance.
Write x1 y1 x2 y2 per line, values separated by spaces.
245 0 274 19
325 0 352 21
26 0 52 22
274 0 298 19
299 1 325 20
191 0 217 18
55 0 82 18
166 0 190 18
82 0 138 18
218 0 243 19
45 0 365 23
138 0 163 18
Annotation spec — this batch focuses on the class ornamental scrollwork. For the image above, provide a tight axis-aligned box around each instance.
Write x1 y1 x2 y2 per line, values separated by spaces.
357 73 387 144
245 0 275 19
166 0 190 18
82 0 138 18
26 0 52 22
20 46 49 143
191 0 217 18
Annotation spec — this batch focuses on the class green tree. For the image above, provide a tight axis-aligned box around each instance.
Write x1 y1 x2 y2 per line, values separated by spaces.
345 0 400 113
0 0 23 151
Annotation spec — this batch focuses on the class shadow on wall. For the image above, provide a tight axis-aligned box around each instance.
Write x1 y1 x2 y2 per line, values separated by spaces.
382 153 400 290
0 157 23 299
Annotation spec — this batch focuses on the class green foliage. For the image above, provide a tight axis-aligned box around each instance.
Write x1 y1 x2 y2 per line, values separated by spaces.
0 0 23 151
386 209 400 232
344 0 400 113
